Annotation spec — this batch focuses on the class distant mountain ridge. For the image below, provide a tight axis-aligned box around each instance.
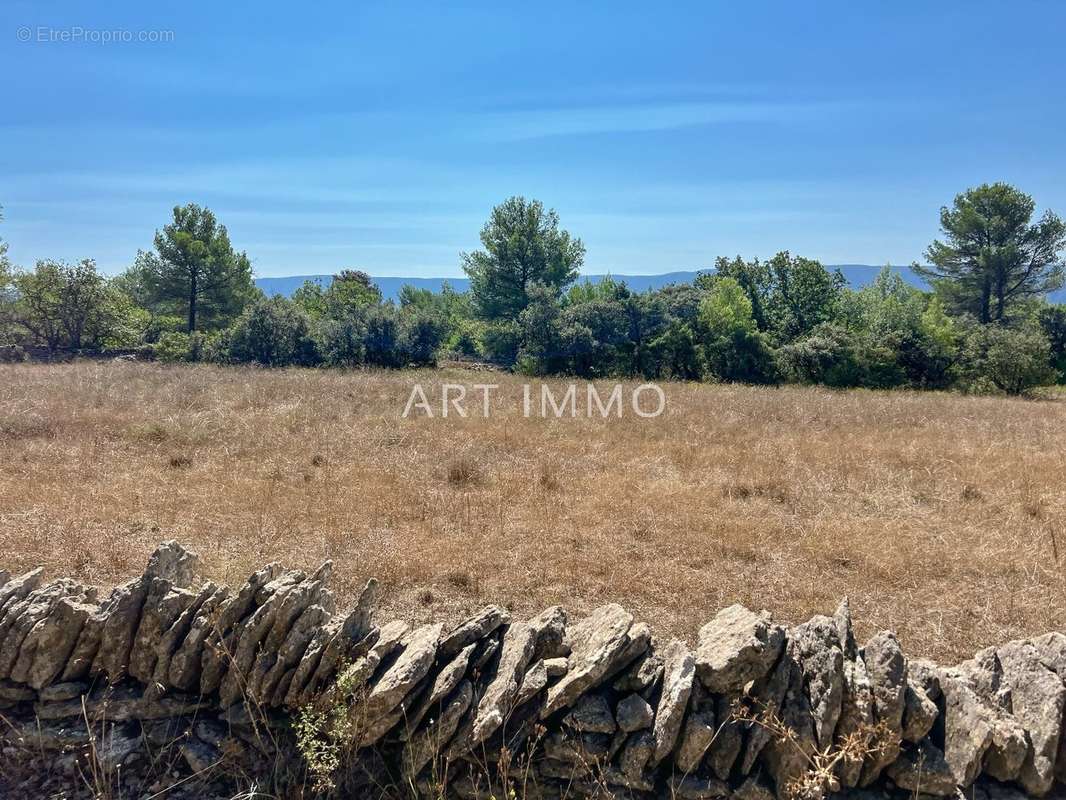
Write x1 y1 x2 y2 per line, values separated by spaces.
254 266 1066 303
256 265 915 301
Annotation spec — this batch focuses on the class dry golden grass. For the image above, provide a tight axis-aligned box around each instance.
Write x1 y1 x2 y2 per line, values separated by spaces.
1 361 1064 664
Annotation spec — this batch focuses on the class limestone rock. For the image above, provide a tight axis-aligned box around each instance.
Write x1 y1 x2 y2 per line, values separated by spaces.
363 622 443 721
619 729 655 780
675 707 716 774
438 605 509 659
733 777 775 800
402 641 477 739
901 679 938 743
180 737 220 772
0 568 43 610
331 620 408 701
92 577 150 682
788 614 844 750
614 649 663 694
835 651 875 788
218 571 304 705
563 693 615 734
469 621 536 746
995 639 1066 795
938 668 1026 787
616 693 654 732
24 597 94 690
706 695 743 780
858 630 907 786
38 681 87 702
543 729 610 763
259 602 332 704
145 541 199 588
513 658 550 709
761 653 817 795
885 740 957 796
651 639 695 766
298 578 379 702
128 579 198 684
739 644 790 775
166 584 229 692
669 775 731 799
695 604 785 695
403 679 473 778
542 604 637 718
530 605 569 661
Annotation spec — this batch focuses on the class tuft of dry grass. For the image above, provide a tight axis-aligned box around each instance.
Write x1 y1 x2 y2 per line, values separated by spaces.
1 361 1065 663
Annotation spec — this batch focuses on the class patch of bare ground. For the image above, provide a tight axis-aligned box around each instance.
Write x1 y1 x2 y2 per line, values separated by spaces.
0 361 1064 663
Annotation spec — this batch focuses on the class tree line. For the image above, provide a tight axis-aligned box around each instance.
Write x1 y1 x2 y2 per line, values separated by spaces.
1 183 1065 394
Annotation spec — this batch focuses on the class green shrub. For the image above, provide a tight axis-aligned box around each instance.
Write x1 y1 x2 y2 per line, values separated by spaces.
228 297 319 367
316 315 366 368
400 311 446 366
154 331 193 363
480 320 521 366
776 324 864 387
958 322 1056 395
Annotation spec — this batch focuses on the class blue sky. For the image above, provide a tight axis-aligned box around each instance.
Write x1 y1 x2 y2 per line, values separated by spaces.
2 1 1064 278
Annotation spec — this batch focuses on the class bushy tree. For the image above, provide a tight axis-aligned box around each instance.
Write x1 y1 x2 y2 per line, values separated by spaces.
463 197 584 320
294 270 381 319
701 253 844 342
838 267 959 388
399 282 477 357
228 296 319 366
958 322 1056 395
400 310 446 366
361 306 403 367
697 277 777 383
480 320 521 366
316 315 366 367
515 282 563 374
1038 305 1066 381
646 321 701 380
12 259 124 352
138 203 257 332
558 298 630 377
776 324 866 388
915 183 1066 323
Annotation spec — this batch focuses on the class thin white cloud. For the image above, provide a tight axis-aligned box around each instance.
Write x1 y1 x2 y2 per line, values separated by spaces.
467 100 846 141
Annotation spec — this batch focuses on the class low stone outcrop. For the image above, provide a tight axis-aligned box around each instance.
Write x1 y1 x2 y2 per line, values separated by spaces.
1 543 1064 800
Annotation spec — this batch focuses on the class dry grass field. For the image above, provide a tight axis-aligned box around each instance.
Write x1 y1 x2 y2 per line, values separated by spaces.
1 361 1064 664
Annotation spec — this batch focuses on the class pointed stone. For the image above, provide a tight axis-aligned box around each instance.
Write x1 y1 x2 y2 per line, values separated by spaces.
469 621 537 746
167 584 229 691
25 597 95 689
789 614 844 751
835 652 874 788
651 639 695 766
858 630 907 786
995 639 1066 795
145 541 199 588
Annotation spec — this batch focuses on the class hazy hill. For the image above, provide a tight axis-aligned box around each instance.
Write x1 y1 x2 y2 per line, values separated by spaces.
253 266 1066 303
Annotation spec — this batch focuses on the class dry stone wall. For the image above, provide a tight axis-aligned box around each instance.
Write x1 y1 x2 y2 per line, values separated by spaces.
0 542 1063 800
